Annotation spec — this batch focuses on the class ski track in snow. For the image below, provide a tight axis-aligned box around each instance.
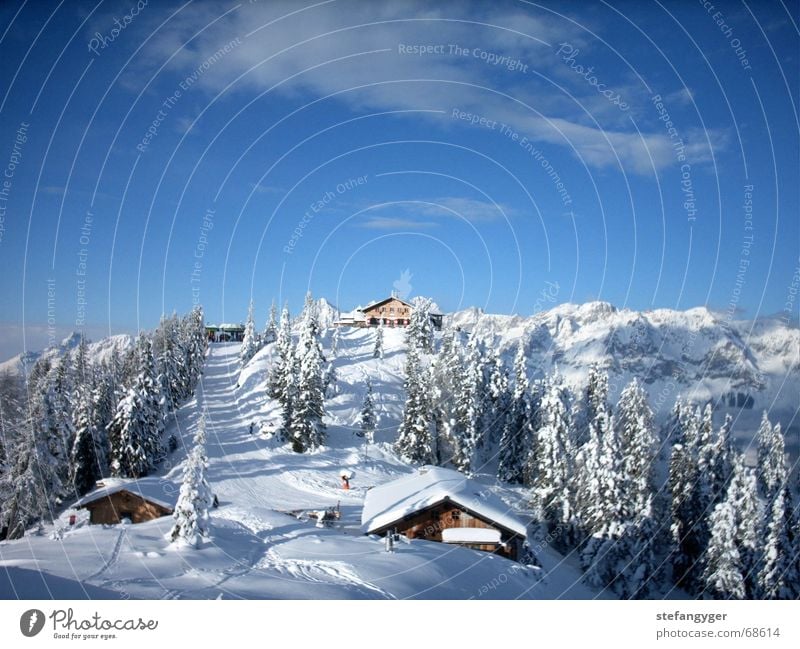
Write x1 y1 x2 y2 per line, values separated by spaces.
257 548 395 599
84 527 127 583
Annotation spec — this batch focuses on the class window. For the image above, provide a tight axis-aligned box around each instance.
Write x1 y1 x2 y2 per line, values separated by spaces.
451 510 460 520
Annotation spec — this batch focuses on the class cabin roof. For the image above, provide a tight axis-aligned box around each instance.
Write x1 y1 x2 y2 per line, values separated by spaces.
360 296 413 312
361 466 527 537
72 477 178 512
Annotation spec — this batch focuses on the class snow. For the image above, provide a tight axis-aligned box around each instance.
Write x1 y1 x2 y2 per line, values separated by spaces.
72 477 179 512
441 528 502 544
0 337 603 599
361 465 528 537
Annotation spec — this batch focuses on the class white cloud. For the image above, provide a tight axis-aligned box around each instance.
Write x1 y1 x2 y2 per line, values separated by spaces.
122 0 724 174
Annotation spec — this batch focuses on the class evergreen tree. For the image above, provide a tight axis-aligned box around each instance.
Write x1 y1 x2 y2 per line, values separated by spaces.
709 413 735 503
373 324 384 359
69 382 103 496
288 294 326 452
430 327 463 467
0 390 64 539
358 378 378 457
616 378 657 521
406 297 434 353
530 373 575 530
169 444 211 548
269 305 293 401
703 500 746 599
240 299 259 366
726 454 762 597
757 486 795 599
497 340 531 484
395 345 435 464
756 411 786 501
262 300 278 346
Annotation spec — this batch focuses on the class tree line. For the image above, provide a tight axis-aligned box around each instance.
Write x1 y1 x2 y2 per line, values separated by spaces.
0 307 207 540
392 310 799 599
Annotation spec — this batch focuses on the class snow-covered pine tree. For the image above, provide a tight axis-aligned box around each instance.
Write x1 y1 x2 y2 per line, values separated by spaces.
322 361 338 398
476 344 509 467
262 300 278 346
269 304 293 401
530 372 575 531
725 453 762 598
239 299 259 366
358 377 378 458
69 379 103 496
497 340 532 484
702 500 746 599
395 345 435 465
169 445 211 548
107 336 164 478
288 293 327 452
406 297 434 353
0 373 66 539
667 402 705 591
452 333 486 476
373 323 384 359
757 485 795 599
756 411 786 502
429 327 463 467
192 413 215 514
709 413 734 504
615 378 657 521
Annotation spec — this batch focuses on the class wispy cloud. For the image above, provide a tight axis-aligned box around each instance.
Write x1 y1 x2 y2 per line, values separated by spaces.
117 0 723 174
358 216 437 230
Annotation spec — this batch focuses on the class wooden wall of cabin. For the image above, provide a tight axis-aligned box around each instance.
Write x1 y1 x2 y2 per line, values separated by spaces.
86 492 171 525
386 502 518 560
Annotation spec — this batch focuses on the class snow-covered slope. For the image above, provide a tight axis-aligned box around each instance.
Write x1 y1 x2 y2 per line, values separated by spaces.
0 341 599 600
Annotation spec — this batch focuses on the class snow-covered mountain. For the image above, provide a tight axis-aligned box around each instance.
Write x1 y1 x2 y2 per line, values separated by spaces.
448 301 798 443
0 332 133 377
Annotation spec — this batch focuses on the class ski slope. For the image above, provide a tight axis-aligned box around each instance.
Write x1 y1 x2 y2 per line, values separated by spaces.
0 338 602 600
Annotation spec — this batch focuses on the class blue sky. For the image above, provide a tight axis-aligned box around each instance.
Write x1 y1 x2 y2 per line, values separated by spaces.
0 0 797 359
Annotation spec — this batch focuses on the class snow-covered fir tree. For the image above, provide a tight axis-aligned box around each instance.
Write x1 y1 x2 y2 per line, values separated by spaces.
615 378 657 521
373 323 384 359
429 327 463 467
288 294 327 452
107 336 164 478
530 372 575 531
702 500 746 599
756 411 786 501
406 297 434 353
726 454 762 598
169 443 211 548
395 345 435 465
0 384 64 539
476 344 509 467
757 485 795 599
239 299 259 366
69 381 103 496
269 304 293 401
357 377 378 459
497 340 532 484
262 300 278 346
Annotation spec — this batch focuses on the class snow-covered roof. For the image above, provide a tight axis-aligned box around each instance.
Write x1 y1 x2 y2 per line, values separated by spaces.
360 296 414 312
72 477 179 512
361 466 527 537
441 527 502 544
210 323 244 330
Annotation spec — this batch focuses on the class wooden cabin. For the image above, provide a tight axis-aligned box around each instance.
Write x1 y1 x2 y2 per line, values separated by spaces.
205 324 245 342
335 295 443 330
73 478 177 525
361 466 527 561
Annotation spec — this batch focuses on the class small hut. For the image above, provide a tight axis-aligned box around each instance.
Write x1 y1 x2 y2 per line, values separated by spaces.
73 478 178 525
361 466 527 560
